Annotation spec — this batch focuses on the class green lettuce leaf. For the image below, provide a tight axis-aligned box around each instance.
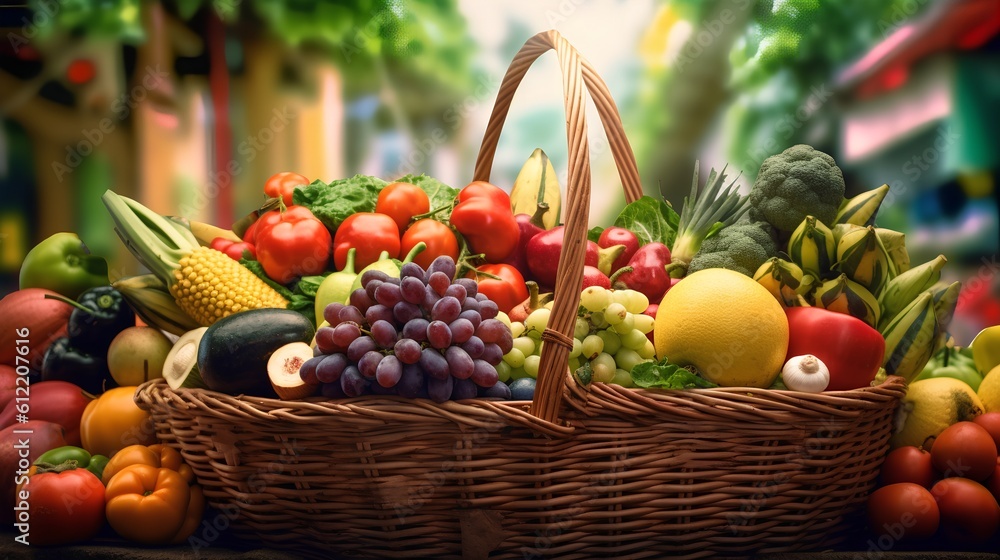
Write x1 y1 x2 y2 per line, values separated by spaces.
293 175 387 231
630 358 718 389
239 259 325 326
587 226 605 243
613 196 679 248
394 174 459 213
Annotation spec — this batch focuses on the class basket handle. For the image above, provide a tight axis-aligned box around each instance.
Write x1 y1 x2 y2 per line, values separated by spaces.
473 30 643 425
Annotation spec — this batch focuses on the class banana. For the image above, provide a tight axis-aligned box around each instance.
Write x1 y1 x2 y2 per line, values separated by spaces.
168 216 242 246
875 228 910 273
832 223 864 245
878 254 947 328
509 148 562 229
787 215 836 278
881 292 938 382
834 225 895 296
753 258 804 306
928 280 962 334
835 184 890 226
813 273 881 327
112 274 201 336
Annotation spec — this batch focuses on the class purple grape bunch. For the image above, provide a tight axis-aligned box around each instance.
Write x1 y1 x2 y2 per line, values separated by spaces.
298 256 513 402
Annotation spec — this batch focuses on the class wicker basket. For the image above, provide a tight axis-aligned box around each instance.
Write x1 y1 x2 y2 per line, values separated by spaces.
135 30 907 559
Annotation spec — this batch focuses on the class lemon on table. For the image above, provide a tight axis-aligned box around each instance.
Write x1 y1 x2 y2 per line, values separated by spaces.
978 365 1000 413
891 377 985 449
654 268 789 388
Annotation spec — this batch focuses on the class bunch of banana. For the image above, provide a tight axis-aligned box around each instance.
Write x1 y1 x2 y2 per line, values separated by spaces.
509 148 562 229
833 225 895 297
787 216 835 279
877 256 962 381
112 274 201 336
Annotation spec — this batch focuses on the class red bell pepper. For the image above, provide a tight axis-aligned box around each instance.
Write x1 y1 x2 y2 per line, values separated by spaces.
469 264 529 315
254 206 332 284
785 307 886 391
333 212 401 271
209 237 256 261
450 181 520 263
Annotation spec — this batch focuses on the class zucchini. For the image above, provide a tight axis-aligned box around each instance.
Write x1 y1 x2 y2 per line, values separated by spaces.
198 309 315 397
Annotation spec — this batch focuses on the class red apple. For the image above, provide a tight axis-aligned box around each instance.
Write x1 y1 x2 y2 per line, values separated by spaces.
0 366 17 411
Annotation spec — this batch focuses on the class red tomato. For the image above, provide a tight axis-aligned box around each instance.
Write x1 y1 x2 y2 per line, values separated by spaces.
931 477 1000 544
263 172 309 206
867 483 940 541
931 422 998 481
973 412 1000 450
23 465 106 545
254 206 332 284
375 182 430 234
400 220 459 270
333 213 401 271
986 460 1000 503
469 264 529 315
881 446 935 488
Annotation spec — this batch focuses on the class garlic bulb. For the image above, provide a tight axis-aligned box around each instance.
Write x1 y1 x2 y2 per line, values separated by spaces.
781 354 830 393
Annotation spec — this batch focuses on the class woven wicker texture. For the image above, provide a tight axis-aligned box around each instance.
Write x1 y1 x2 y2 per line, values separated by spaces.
136 30 908 559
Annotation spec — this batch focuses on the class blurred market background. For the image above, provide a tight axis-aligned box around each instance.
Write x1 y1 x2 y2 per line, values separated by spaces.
0 0 998 343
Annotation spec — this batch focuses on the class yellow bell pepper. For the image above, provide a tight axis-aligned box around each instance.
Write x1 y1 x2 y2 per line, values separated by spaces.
105 465 193 544
102 444 194 485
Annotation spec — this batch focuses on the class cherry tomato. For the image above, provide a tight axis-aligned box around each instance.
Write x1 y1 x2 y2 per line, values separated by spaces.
931 477 1000 544
881 446 935 488
867 483 939 541
333 213 400 271
973 412 1000 450
263 172 310 206
400 220 458 270
931 421 998 481
375 182 430 234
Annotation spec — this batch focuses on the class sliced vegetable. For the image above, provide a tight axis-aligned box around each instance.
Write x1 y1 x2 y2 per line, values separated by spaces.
162 327 209 390
268 342 318 400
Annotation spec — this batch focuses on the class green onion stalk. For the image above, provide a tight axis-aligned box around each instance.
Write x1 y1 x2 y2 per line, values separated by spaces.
667 162 750 277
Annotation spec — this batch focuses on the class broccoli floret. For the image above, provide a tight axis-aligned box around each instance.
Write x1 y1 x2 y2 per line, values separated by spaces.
748 144 845 234
687 220 778 277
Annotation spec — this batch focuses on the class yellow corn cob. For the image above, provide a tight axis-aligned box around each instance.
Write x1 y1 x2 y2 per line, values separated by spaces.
171 246 288 325
103 190 288 327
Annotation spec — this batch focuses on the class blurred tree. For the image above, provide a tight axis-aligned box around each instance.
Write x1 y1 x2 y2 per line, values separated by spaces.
1 0 475 245
631 0 929 204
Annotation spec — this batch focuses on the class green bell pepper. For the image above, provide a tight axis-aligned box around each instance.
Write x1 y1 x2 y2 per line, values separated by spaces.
19 232 109 299
35 446 109 481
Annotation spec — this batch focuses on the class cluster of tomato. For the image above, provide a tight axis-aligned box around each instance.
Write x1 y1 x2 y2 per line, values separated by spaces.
868 414 1000 547
18 442 203 546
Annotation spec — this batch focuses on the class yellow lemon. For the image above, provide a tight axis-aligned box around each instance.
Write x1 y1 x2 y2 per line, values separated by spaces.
654 268 788 388
891 377 985 449
978 364 1000 413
